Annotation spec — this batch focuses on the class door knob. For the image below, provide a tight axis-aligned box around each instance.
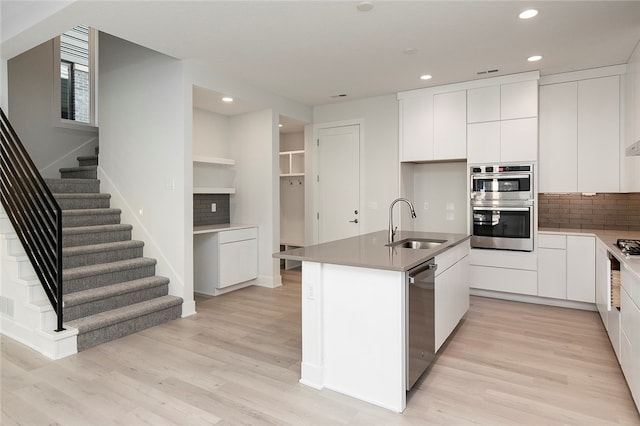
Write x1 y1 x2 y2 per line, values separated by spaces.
349 219 359 223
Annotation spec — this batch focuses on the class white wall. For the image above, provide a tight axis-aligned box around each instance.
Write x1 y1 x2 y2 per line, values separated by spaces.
312 94 399 236
98 32 194 315
412 162 468 233
229 109 281 287
193 108 230 158
7 39 98 177
280 131 304 152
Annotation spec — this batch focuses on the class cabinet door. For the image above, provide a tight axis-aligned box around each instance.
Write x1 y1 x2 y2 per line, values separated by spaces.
435 255 469 352
467 121 500 164
500 118 538 162
577 76 620 192
595 242 610 329
219 239 258 288
620 286 637 402
400 95 434 161
501 80 538 120
566 235 595 303
434 90 467 160
538 248 567 299
539 82 578 192
467 86 500 123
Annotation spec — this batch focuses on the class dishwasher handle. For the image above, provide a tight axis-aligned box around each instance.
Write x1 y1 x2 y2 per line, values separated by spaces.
408 262 438 284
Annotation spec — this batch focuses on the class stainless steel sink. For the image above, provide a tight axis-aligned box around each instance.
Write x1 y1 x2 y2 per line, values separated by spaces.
387 238 446 249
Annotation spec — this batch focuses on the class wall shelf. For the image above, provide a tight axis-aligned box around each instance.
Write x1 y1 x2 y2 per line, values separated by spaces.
194 187 236 194
193 155 236 166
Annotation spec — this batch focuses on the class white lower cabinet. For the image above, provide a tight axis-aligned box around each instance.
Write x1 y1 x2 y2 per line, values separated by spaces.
621 264 640 408
538 233 595 303
470 248 538 295
434 241 470 352
194 227 258 295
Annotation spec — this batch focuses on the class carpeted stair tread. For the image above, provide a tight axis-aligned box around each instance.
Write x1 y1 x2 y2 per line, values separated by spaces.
62 223 132 235
64 276 170 308
54 193 111 209
77 155 98 166
45 178 100 193
63 257 157 281
59 165 97 173
66 295 182 334
63 240 144 256
61 208 120 215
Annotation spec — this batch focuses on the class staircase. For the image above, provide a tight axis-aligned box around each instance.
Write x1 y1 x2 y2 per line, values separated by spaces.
40 153 183 352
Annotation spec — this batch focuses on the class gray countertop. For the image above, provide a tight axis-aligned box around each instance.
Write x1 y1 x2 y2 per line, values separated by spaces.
273 230 470 272
539 228 640 280
193 223 257 234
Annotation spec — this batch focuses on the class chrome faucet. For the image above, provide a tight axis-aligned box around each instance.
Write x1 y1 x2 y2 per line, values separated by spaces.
388 198 417 243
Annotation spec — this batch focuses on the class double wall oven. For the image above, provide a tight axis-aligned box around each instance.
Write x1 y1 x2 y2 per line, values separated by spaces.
470 164 534 252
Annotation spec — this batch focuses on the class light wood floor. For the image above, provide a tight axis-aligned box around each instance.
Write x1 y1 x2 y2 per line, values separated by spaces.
2 268 639 425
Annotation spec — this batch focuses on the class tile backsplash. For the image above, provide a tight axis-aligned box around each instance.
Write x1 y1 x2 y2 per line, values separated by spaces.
538 193 640 231
194 194 230 226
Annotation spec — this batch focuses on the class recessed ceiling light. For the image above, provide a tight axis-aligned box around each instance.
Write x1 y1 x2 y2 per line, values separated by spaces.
222 97 233 103
420 74 432 81
403 47 418 55
528 55 542 62
278 124 283 128
519 9 538 19
357 1 374 12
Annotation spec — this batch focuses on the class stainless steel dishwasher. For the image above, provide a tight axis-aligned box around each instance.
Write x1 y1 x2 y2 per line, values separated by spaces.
406 259 437 390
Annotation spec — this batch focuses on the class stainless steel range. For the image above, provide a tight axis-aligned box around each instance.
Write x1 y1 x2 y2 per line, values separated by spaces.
616 239 640 257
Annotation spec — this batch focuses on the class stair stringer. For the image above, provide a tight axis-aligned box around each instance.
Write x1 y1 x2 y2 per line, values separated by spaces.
96 167 195 317
0 208 78 359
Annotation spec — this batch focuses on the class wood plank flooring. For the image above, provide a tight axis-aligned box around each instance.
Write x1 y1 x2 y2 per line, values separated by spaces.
2 268 639 425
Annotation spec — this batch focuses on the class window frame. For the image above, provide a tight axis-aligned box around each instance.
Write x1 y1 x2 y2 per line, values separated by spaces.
52 27 98 130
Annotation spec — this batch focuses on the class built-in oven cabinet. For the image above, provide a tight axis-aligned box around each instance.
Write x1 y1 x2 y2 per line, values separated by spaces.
467 80 538 164
595 240 611 329
469 248 538 295
538 233 595 303
467 118 538 164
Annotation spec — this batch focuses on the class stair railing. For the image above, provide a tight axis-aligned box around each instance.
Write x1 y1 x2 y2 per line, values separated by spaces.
0 108 64 332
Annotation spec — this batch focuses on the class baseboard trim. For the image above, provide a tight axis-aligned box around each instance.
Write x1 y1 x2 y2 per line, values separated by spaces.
470 288 597 311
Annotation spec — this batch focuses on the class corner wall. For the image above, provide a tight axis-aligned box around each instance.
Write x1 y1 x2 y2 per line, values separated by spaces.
98 32 194 315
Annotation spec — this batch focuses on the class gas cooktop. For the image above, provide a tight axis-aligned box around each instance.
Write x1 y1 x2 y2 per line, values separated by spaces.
616 239 640 257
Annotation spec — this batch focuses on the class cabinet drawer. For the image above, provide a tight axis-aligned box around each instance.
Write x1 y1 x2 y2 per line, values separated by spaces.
538 233 567 249
435 239 470 276
219 227 258 243
470 265 538 295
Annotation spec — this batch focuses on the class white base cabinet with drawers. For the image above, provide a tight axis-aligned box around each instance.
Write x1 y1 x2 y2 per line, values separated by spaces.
194 227 258 296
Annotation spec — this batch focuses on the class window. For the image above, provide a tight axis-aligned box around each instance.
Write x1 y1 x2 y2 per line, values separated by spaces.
55 25 95 126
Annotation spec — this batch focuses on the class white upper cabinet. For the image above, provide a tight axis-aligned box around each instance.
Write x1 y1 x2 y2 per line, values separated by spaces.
399 90 466 162
399 95 434 162
539 82 578 192
539 72 621 193
501 80 539 120
433 90 467 160
467 86 500 123
577 76 620 192
467 78 539 163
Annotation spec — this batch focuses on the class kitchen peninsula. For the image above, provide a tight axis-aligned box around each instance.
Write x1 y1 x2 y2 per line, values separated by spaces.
274 230 470 412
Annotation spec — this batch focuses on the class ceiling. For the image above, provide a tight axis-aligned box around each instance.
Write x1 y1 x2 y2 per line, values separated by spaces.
2 1 640 127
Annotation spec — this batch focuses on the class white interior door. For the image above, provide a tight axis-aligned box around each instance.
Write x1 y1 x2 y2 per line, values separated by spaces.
317 125 360 243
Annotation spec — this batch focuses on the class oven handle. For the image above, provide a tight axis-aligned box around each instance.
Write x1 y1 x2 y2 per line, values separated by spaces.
472 206 531 212
471 174 531 180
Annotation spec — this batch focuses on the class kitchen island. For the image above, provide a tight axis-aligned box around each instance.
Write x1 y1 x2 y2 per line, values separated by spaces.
274 230 470 412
